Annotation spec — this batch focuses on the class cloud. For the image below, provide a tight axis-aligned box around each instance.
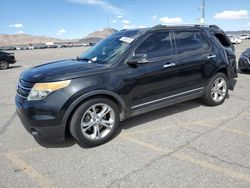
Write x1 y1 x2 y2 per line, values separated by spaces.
159 17 183 24
10 24 23 28
214 10 248 20
17 30 23 34
121 19 130 24
121 19 134 29
111 19 117 24
116 15 122 19
68 0 123 15
56 29 66 36
152 15 157 20
123 24 136 29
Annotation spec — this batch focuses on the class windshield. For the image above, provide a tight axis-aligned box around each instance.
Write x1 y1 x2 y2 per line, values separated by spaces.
78 29 145 64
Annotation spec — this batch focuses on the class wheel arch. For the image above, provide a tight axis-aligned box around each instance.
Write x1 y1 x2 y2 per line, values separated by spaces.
62 90 128 137
216 66 228 78
209 65 229 82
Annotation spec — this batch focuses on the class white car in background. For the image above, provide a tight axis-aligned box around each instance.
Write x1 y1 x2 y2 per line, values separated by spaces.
229 36 242 44
239 34 249 40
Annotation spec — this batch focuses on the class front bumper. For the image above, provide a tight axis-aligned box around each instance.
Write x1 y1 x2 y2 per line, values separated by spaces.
15 95 66 142
9 56 16 64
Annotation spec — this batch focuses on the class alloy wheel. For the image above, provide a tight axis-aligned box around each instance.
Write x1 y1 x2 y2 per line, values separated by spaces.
211 77 227 103
80 103 115 140
0 61 8 70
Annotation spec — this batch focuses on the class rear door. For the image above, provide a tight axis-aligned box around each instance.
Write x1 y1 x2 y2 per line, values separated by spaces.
172 29 214 97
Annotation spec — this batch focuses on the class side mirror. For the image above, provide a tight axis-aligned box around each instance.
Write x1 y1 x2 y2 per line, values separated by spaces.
127 53 149 65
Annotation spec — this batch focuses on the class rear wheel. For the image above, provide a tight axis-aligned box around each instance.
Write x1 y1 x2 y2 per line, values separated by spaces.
0 60 9 70
202 73 228 106
70 97 120 147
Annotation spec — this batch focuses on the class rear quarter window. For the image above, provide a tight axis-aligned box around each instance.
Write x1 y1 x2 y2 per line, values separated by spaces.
213 33 232 48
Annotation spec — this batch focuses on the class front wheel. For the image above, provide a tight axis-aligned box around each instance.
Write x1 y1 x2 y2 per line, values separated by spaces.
202 73 229 106
0 60 9 70
70 97 120 147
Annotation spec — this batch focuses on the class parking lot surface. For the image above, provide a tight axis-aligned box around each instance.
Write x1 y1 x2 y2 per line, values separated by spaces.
0 43 250 188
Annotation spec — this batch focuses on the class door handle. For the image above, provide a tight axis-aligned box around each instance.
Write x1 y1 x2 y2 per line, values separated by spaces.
163 63 176 68
207 54 216 59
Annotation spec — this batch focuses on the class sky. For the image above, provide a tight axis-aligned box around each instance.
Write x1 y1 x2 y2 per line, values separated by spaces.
0 0 250 39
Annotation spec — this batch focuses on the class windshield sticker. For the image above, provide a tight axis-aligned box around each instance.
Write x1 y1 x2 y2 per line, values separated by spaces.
119 37 134 43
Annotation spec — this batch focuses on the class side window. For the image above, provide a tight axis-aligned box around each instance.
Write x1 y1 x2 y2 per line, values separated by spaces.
135 32 172 59
174 31 209 53
214 33 231 47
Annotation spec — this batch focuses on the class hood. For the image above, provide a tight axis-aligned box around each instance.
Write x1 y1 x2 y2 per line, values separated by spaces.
242 49 250 57
21 59 109 82
0 51 14 56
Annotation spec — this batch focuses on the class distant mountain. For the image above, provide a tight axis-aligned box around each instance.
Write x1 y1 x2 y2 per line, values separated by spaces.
0 28 118 46
79 28 118 43
225 30 250 36
0 34 65 46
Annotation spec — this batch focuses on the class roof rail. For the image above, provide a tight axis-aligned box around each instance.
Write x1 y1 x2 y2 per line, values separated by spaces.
209 25 220 29
194 24 220 29
150 24 220 30
151 24 167 29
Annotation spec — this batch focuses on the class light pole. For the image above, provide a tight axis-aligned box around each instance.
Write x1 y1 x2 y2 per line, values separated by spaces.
200 0 205 25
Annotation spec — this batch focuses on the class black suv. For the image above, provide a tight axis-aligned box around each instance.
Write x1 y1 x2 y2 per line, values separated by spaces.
0 51 16 70
16 25 237 147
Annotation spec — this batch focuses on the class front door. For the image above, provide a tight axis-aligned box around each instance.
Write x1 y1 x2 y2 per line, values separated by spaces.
125 31 180 110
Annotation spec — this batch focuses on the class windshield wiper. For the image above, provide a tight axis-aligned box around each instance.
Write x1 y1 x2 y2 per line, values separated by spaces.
76 57 106 64
76 57 93 62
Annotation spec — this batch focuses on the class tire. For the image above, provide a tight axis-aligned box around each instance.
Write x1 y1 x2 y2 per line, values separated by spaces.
0 60 9 70
70 97 120 147
202 73 229 106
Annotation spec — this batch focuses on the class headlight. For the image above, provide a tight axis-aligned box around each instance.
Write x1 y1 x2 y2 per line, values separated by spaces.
27 80 71 101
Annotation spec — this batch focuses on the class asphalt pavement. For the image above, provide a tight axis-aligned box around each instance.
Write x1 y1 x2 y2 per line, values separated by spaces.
0 43 250 188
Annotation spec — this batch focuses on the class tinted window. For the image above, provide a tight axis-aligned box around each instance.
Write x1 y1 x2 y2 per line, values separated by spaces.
135 32 172 59
214 33 231 47
174 31 209 53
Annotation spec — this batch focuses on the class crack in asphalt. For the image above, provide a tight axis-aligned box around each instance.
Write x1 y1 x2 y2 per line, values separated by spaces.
107 154 166 188
108 106 250 187
0 112 16 135
230 94 248 101
0 103 15 107
188 146 250 171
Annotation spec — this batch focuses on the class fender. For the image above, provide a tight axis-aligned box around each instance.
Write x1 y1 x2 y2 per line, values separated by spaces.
209 64 229 80
206 64 236 90
61 89 129 129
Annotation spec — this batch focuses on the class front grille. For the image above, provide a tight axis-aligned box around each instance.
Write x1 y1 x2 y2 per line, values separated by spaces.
17 79 34 99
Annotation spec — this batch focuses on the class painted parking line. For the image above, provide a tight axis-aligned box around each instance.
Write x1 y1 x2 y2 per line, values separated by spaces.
121 135 250 182
122 113 250 137
10 147 43 155
5 151 54 188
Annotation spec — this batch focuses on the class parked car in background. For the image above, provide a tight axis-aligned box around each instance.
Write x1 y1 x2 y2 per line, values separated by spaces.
28 46 35 50
16 25 237 147
239 34 249 40
229 36 242 44
0 51 16 70
34 45 47 49
239 48 250 71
